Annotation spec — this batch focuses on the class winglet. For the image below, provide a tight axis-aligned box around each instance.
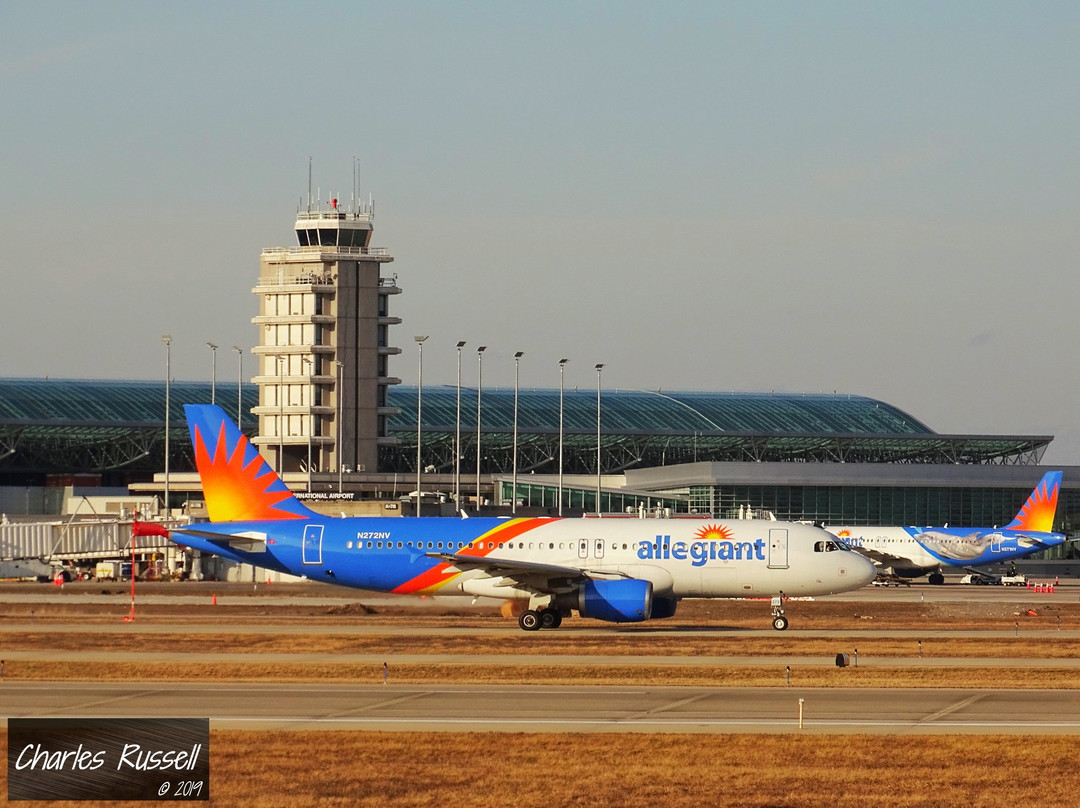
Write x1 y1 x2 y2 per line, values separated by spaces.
184 404 316 523
1005 471 1062 532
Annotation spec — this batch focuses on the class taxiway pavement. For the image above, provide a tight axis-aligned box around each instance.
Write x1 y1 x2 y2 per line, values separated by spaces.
1 682 1077 735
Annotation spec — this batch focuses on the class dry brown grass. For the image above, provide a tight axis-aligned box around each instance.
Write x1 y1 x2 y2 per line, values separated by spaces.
3 589 1078 630
7 659 1080 688
3 630 1079 659
2 732 1079 808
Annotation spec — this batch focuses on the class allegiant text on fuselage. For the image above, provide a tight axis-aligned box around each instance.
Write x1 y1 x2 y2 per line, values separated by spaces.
637 536 766 566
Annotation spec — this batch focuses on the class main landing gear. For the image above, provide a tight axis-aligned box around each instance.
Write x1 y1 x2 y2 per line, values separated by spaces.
518 607 563 631
771 596 789 631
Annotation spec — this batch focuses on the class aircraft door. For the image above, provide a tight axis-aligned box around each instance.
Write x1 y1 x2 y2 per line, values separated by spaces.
768 528 789 569
578 539 588 559
594 539 605 559
303 524 324 565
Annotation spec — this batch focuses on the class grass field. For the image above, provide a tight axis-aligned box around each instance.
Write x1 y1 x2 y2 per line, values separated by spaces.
3 732 1079 808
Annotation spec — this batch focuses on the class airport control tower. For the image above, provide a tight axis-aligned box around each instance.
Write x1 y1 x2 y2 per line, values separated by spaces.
251 193 401 483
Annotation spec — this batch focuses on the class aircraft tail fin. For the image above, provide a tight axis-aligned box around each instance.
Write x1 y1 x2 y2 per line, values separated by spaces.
1005 471 1062 533
184 404 316 523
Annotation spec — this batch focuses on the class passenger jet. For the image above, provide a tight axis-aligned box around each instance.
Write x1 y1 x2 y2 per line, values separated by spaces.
140 404 876 631
826 471 1065 584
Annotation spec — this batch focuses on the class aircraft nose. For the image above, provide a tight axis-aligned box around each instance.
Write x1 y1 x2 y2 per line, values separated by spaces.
851 554 877 588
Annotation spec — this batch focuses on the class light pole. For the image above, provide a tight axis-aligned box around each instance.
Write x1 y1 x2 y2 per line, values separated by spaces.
335 360 344 493
595 363 604 517
162 335 171 516
232 346 243 427
206 342 218 404
513 351 523 514
277 355 285 475
415 336 428 516
558 358 568 516
303 357 314 493
476 345 486 514
454 341 465 514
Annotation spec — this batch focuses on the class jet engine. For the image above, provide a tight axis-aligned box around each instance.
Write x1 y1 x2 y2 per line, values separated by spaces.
574 579 653 623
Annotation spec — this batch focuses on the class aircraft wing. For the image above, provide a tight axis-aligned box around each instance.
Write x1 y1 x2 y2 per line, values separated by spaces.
846 545 899 569
426 551 625 587
171 527 268 553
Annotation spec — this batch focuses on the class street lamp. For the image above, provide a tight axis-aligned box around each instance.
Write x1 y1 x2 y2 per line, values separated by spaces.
162 335 171 516
558 358 568 516
232 346 243 428
206 342 218 404
277 355 285 475
476 346 486 514
415 336 428 516
335 360 344 493
303 356 314 493
455 341 465 514
513 351 523 514
595 363 604 517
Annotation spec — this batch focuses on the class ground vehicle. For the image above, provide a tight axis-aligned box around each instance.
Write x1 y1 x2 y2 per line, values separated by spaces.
999 574 1027 586
960 573 998 585
871 574 911 587
94 561 132 581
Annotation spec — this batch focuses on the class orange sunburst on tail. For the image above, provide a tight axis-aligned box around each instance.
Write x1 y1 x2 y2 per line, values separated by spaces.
186 404 312 522
1006 471 1061 533
694 524 735 541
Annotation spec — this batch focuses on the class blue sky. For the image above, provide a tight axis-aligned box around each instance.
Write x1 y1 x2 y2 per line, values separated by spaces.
4 3 1080 460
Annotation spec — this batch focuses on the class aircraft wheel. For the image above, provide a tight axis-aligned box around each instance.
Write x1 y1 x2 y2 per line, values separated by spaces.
518 609 542 631
928 572 945 585
540 609 561 629
772 615 789 631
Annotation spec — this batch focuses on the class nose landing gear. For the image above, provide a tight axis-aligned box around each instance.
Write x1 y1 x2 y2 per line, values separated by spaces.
771 595 788 631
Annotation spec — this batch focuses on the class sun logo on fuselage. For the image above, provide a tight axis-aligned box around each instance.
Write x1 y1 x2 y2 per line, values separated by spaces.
693 524 735 542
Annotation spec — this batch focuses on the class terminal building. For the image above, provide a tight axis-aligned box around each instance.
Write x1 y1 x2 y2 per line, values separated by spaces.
0 378 1076 542
0 188 1076 546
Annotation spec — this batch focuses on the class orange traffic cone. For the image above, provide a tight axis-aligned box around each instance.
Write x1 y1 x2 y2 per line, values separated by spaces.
211 593 217 606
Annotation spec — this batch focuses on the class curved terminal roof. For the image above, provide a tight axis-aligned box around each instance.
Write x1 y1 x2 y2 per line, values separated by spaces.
0 379 257 425
0 379 925 434
0 378 1052 476
388 387 932 435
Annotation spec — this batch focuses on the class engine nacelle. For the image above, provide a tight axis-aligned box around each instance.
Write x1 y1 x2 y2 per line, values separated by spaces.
576 579 653 623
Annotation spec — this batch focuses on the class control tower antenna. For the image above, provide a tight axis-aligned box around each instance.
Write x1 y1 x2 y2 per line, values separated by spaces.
307 156 313 213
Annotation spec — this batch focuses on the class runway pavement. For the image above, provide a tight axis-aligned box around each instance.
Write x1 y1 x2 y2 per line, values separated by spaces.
1 681 1077 735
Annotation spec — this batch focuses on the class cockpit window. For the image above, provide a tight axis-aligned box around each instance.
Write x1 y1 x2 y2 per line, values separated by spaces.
815 539 848 553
